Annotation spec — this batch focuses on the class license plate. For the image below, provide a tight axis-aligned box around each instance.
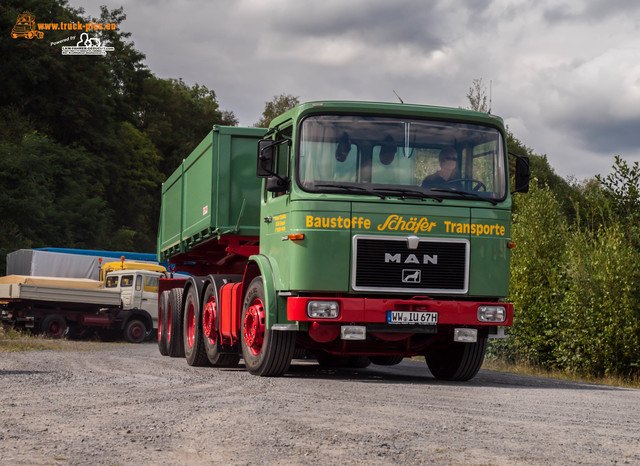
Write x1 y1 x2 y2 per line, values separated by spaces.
387 311 438 325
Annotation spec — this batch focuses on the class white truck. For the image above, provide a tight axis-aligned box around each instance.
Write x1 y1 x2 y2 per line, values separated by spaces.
0 262 166 342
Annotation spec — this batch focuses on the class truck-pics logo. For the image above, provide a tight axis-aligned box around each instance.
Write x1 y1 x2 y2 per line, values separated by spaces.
11 11 118 43
61 33 114 56
11 11 43 39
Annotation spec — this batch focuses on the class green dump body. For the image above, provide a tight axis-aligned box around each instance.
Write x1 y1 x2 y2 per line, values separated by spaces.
157 126 265 262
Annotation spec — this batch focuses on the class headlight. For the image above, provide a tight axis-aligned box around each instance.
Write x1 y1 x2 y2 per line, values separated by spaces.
478 305 507 323
307 300 339 319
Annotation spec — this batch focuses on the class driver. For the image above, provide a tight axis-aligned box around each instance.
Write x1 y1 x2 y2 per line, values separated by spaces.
421 147 458 189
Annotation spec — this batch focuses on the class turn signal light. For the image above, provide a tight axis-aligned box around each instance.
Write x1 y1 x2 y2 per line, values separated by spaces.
288 233 305 241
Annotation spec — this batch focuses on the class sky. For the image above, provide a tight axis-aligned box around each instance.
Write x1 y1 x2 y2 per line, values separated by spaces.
71 0 640 180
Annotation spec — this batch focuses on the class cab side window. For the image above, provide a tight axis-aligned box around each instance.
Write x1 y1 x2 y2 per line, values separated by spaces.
144 276 159 292
135 275 142 291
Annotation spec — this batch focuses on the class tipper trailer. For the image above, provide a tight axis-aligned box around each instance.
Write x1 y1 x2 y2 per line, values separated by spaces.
157 101 529 380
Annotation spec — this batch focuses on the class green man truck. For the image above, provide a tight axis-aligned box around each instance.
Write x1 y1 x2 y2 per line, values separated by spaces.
156 101 529 380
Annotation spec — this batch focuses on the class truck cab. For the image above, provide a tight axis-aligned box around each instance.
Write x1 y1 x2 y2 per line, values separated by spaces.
104 270 165 327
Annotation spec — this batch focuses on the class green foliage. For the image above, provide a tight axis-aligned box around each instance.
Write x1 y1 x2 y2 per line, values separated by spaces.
595 156 640 224
466 78 489 113
559 225 640 377
494 182 568 365
254 93 300 128
493 160 640 380
139 77 237 176
0 0 238 272
0 134 112 273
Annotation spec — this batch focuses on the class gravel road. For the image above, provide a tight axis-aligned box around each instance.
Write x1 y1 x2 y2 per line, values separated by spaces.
1 342 639 465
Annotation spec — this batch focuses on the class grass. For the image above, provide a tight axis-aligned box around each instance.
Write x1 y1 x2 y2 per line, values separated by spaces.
0 325 121 352
482 356 640 389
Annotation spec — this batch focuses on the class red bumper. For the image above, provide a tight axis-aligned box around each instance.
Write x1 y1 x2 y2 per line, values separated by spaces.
287 297 513 326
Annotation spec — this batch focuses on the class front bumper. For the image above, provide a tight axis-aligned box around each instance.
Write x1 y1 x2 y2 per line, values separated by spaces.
287 296 513 327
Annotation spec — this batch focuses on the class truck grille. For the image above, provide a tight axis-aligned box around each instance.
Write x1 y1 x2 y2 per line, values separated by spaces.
352 235 469 293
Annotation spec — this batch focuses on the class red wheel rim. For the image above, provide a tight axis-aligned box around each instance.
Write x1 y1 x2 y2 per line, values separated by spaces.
202 297 216 344
243 298 265 356
48 320 63 337
130 322 144 340
158 304 163 342
186 301 195 349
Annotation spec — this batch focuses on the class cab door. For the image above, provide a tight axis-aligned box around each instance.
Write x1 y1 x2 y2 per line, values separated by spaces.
119 274 135 309
139 273 160 326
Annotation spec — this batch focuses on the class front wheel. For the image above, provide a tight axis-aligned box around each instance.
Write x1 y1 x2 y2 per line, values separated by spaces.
425 336 487 381
240 277 295 376
124 319 147 343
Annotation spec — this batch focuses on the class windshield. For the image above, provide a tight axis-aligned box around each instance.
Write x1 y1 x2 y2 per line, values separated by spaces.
297 114 507 201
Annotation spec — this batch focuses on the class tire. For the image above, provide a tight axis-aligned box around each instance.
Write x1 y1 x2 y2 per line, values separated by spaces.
241 277 295 376
425 336 487 381
158 291 170 356
40 315 67 339
167 288 185 358
183 285 209 366
124 319 147 344
369 355 404 366
202 284 240 367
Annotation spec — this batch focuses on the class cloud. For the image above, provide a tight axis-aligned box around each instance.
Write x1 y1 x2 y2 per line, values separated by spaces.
71 0 640 179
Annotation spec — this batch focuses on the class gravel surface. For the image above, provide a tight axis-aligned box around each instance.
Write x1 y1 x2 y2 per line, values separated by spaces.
1 342 639 465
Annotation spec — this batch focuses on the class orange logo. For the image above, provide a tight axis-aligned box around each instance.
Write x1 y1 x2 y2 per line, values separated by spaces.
11 11 44 39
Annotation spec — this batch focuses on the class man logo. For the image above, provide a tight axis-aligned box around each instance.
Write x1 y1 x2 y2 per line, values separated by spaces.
402 269 421 283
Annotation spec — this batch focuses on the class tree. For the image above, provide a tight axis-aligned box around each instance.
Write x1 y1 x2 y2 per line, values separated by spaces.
254 93 300 128
466 78 489 113
595 156 640 223
139 77 238 176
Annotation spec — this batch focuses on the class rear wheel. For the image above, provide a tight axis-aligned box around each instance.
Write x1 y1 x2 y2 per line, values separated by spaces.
41 315 67 339
167 288 185 358
158 291 170 356
124 319 147 343
202 284 240 367
425 337 487 381
183 285 209 366
241 277 295 376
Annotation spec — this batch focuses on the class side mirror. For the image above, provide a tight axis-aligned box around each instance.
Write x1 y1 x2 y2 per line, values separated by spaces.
257 139 276 177
514 156 530 193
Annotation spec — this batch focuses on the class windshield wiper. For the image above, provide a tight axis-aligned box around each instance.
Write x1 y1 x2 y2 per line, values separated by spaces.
315 183 386 199
374 188 443 202
430 188 498 205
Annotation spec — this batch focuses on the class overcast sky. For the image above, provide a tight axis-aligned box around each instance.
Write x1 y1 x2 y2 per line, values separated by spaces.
72 0 640 180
